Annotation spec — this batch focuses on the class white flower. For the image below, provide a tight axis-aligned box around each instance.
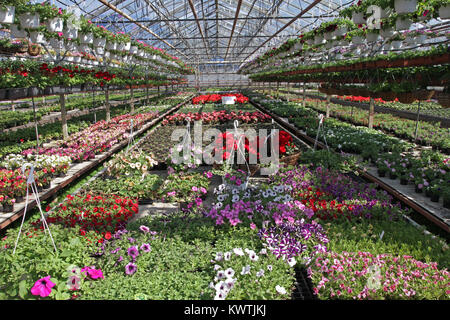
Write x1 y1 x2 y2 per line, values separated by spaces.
214 291 226 300
225 277 236 289
262 191 269 198
256 269 265 277
224 252 232 261
224 267 235 278
215 202 223 209
217 194 228 202
241 265 251 275
215 281 228 293
214 264 221 271
259 248 267 255
215 252 223 261
287 257 297 267
276 285 287 295
232 194 240 203
232 188 239 195
209 281 215 289
216 270 225 279
267 265 273 272
244 248 252 254
233 248 244 256
249 252 259 262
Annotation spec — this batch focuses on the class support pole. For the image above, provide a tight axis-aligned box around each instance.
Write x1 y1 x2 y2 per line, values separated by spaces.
368 98 375 129
302 82 306 107
130 87 134 114
31 96 39 153
326 94 331 118
146 85 149 105
105 86 110 122
60 93 68 140
414 101 421 141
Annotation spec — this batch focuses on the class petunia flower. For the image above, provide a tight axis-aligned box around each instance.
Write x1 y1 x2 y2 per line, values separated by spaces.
30 276 56 298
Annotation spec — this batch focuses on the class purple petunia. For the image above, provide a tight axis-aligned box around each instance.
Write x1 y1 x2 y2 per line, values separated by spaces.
125 262 137 275
140 243 151 253
127 246 139 259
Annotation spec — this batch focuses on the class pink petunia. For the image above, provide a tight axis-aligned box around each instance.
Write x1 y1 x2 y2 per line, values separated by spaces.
30 276 56 298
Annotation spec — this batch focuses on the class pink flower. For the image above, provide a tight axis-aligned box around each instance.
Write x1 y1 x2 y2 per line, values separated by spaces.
250 223 257 230
30 276 56 297
87 268 104 279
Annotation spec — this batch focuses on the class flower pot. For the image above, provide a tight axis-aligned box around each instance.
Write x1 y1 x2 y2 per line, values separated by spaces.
391 40 403 50
123 42 131 51
439 5 450 19
0 5 15 24
380 27 394 38
28 87 41 97
43 182 51 190
414 185 423 193
15 196 24 203
366 32 379 42
18 13 40 29
425 188 432 197
106 42 117 50
400 178 408 185
2 204 14 213
395 17 412 31
352 36 364 45
324 32 333 41
7 87 28 100
394 0 417 14
414 34 427 44
94 37 106 47
130 46 138 54
352 12 365 24
334 26 348 37
30 31 45 44
79 32 94 44
50 38 63 50
0 88 6 101
378 170 386 177
443 198 450 209
46 17 64 32
64 28 78 39
415 90 434 101
430 194 439 203
10 24 26 38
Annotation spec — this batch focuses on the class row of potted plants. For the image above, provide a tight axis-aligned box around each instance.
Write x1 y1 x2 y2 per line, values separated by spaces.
0 1 192 73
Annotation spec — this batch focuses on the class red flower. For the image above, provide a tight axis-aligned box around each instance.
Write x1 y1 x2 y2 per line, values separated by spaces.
105 231 112 240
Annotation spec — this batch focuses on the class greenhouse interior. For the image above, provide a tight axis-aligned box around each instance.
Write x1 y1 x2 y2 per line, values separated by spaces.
0 0 449 303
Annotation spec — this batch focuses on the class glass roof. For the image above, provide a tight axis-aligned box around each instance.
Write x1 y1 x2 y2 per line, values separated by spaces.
35 0 351 70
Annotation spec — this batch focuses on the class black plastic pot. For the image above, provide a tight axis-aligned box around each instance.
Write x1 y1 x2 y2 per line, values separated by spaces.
2 204 14 213
28 87 41 97
15 196 24 203
400 178 408 185
0 88 6 101
43 182 51 189
138 199 154 205
415 185 423 193
430 194 440 203
378 170 386 177
444 198 450 209
389 173 397 180
425 189 432 198
7 87 28 100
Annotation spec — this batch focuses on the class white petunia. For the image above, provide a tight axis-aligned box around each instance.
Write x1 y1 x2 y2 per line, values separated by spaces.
232 194 240 203
215 252 223 261
276 285 287 295
259 248 267 255
233 248 244 256
287 257 297 267
215 202 223 209
224 267 235 278
216 270 225 279
214 264 221 271
249 252 259 262
224 252 232 261
256 269 265 277
217 194 228 202
241 265 251 275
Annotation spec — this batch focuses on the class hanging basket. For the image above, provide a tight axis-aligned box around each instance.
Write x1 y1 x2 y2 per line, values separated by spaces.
237 164 260 177
396 92 416 104
415 90 435 101
280 152 302 166
28 43 41 56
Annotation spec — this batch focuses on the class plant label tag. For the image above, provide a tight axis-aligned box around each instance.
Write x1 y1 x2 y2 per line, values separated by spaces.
379 230 385 241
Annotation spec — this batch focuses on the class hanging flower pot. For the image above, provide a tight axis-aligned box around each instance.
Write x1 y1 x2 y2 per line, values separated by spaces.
324 31 333 40
64 28 78 40
117 42 125 51
10 24 26 38
28 43 41 56
395 17 413 30
29 31 44 44
106 42 117 50
380 27 394 38
394 0 418 14
314 34 325 45
439 4 450 19
366 31 380 42
79 32 93 44
123 42 131 51
352 35 365 45
46 17 64 32
18 13 40 29
96 46 105 55
334 26 348 37
94 37 106 47
50 38 63 50
391 40 403 50
66 55 74 62
0 5 15 24
73 56 82 63
352 12 365 24
130 45 138 54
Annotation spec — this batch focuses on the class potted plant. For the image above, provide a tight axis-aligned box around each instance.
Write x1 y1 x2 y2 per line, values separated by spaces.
443 186 450 209
78 18 94 44
429 182 442 202
388 33 406 49
1 195 15 213
93 24 109 47
395 13 414 30
436 0 450 19
15 3 41 29
394 0 418 14
0 0 21 24
399 174 409 185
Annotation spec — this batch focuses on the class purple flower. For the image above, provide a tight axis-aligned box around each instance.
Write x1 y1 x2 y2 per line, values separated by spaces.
125 262 137 275
140 243 151 253
127 246 139 259
139 225 150 233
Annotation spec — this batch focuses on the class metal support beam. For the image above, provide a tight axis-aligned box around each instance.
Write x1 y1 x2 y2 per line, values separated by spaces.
224 0 242 60
187 0 211 58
